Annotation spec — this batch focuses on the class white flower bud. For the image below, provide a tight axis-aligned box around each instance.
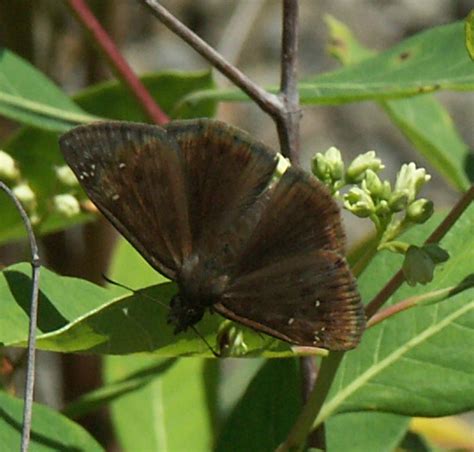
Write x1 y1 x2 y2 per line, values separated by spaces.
346 151 384 182
394 163 431 204
12 183 36 208
0 150 20 181
55 165 79 187
343 187 375 217
53 194 80 218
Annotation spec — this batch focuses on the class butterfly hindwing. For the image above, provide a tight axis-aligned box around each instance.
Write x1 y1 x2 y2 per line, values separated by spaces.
216 250 365 349
213 164 365 349
233 165 346 276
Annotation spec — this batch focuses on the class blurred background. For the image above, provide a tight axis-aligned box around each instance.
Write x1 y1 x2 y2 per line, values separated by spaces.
1 0 473 449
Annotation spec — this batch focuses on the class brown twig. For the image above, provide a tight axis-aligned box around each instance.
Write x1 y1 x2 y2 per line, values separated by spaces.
0 182 41 452
67 0 168 125
139 1 290 142
278 0 301 161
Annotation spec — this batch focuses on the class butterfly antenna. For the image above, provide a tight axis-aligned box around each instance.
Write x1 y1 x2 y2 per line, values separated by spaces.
191 326 220 358
101 273 170 311
102 273 133 291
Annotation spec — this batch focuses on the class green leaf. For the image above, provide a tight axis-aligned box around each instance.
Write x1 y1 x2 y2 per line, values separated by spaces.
63 358 176 419
105 355 213 452
182 21 474 107
0 263 125 350
214 359 264 427
326 412 410 452
0 243 292 357
215 359 300 452
325 16 472 191
109 237 167 289
304 21 474 102
0 48 99 131
381 96 472 191
0 70 216 245
75 70 215 121
316 204 474 424
0 391 103 451
465 10 474 60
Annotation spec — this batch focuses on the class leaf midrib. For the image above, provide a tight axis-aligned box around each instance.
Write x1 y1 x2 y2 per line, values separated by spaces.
315 298 474 426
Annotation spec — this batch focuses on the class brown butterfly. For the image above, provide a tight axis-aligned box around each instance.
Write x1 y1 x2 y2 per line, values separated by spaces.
59 119 365 350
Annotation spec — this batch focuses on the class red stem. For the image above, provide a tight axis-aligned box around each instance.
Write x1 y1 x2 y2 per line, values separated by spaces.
67 0 169 125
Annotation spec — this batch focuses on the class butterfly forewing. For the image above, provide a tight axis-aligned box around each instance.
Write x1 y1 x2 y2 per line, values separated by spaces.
60 122 191 278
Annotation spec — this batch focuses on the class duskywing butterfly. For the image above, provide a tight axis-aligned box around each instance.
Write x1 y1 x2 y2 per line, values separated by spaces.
59 119 365 350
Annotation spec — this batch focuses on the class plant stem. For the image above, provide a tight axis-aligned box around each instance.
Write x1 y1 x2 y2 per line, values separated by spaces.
278 351 344 451
351 236 380 278
366 284 470 328
277 1 321 447
1 182 41 452
278 0 301 160
67 0 168 125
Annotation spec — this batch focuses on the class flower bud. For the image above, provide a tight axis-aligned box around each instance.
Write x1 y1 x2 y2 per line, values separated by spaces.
346 151 384 182
217 321 248 357
362 169 383 197
312 153 330 181
53 194 80 218
380 180 392 200
55 165 79 187
406 199 434 224
343 187 375 217
389 189 409 212
394 163 431 204
375 199 391 217
403 245 435 286
312 147 344 183
325 147 344 180
0 150 20 181
12 183 36 209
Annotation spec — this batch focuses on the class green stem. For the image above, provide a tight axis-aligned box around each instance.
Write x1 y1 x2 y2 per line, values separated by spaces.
277 351 344 451
350 238 379 278
378 240 410 254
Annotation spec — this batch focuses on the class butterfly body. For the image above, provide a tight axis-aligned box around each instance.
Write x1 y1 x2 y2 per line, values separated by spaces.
169 253 229 333
60 119 366 351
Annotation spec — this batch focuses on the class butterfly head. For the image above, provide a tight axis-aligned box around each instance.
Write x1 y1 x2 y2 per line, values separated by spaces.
167 294 205 334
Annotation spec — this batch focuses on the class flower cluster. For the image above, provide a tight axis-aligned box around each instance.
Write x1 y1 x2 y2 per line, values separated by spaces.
312 146 445 285
0 149 83 224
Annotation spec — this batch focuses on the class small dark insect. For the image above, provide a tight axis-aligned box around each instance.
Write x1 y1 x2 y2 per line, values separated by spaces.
59 119 365 350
